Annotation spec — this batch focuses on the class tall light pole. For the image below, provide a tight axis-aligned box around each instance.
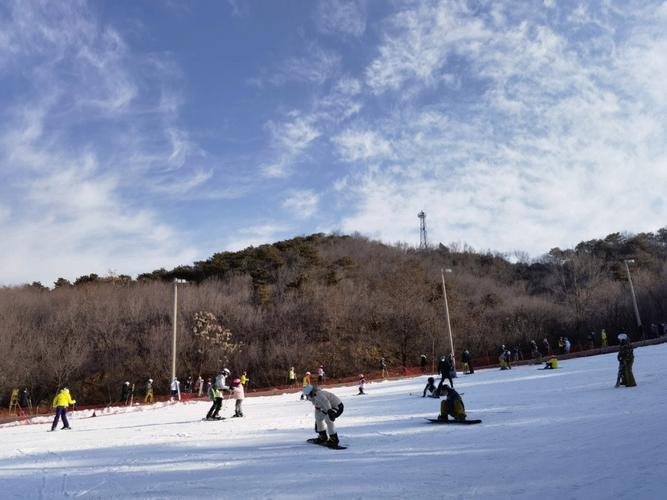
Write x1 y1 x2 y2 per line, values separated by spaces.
440 268 455 373
623 260 643 339
172 279 188 383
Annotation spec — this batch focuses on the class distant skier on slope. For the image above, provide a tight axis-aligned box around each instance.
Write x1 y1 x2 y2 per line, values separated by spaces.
50 388 76 431
121 381 131 405
461 349 474 374
303 384 344 448
357 374 366 395
438 355 454 387
616 333 637 387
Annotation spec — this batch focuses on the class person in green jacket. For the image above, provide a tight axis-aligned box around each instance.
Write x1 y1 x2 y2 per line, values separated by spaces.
51 388 76 431
616 334 637 387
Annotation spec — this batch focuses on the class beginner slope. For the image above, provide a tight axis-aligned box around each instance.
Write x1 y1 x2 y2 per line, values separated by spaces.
1 344 666 499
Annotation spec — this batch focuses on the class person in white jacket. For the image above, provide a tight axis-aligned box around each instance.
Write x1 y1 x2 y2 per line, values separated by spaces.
303 384 344 447
230 378 244 417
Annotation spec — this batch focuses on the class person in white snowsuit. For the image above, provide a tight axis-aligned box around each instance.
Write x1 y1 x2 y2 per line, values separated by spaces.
303 384 344 447
230 378 244 417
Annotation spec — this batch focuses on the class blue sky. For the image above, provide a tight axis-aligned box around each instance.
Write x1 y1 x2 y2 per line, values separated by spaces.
1 0 666 286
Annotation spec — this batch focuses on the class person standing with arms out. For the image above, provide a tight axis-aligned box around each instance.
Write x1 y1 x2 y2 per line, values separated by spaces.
50 388 75 431
288 366 296 387
317 365 325 385
300 371 311 400
144 379 154 403
230 378 245 417
303 384 344 448
357 374 366 395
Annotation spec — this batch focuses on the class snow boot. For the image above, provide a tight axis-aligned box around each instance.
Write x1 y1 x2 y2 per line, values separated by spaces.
437 414 449 422
314 430 328 444
326 433 339 448
62 426 72 430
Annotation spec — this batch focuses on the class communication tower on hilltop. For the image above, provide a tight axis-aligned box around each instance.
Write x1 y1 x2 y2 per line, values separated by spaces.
418 211 428 249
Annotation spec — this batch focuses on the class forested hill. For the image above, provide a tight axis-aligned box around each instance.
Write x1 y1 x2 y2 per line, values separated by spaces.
3 230 666 405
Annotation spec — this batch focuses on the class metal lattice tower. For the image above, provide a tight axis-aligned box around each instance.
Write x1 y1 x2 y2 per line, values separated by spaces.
418 211 428 249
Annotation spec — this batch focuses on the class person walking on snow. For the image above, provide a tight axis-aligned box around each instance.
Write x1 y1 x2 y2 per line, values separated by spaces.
288 366 296 387
461 349 474 374
616 333 637 387
357 374 366 395
144 378 154 403
379 357 387 378
420 354 428 373
206 373 229 420
230 378 245 417
301 371 311 400
303 384 344 448
438 355 454 386
121 381 131 405
50 388 76 431
437 385 466 422
170 378 181 400
317 365 325 385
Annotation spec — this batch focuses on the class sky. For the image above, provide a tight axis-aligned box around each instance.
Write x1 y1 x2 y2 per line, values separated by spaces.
1 0 666 286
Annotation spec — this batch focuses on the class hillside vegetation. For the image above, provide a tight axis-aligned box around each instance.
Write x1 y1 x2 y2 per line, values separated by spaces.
2 230 666 405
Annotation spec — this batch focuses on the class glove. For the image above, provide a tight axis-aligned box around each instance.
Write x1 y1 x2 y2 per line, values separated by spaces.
327 409 337 421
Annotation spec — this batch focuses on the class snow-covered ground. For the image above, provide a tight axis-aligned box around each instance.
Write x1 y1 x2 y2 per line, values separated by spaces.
2 344 666 500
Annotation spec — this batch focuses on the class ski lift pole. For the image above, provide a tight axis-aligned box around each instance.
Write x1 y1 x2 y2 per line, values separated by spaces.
441 268 455 371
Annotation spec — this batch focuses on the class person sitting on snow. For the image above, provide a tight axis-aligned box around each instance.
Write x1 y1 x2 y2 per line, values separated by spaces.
544 356 558 369
422 377 438 398
437 385 466 422
303 384 344 447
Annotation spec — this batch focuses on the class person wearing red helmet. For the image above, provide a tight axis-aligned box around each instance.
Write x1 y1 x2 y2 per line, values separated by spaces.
230 378 245 417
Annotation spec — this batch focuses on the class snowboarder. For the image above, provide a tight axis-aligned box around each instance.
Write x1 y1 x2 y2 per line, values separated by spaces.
420 354 428 373
422 377 437 398
461 349 474 374
357 374 366 395
288 366 296 386
121 381 131 405
144 378 154 403
300 371 311 400
438 355 454 387
616 334 636 387
544 356 558 369
437 385 466 422
303 384 344 448
230 378 244 417
50 388 75 431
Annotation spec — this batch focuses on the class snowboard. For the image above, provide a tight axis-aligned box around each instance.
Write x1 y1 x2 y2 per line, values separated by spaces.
306 438 347 450
426 418 482 425
537 367 560 370
202 416 226 421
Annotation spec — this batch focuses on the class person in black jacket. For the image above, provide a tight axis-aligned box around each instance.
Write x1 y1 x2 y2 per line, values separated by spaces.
461 349 474 374
438 355 454 387
422 377 437 398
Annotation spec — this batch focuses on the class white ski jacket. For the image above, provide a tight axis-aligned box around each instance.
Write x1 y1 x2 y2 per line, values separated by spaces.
309 390 342 413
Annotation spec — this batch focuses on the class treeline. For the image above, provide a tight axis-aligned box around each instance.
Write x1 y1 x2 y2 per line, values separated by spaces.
1 230 666 406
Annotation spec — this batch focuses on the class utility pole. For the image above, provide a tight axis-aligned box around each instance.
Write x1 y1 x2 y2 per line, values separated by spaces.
172 279 188 383
624 260 643 339
441 268 455 372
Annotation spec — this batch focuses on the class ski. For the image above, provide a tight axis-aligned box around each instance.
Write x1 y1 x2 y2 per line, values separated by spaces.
306 438 347 450
202 417 226 421
426 418 482 425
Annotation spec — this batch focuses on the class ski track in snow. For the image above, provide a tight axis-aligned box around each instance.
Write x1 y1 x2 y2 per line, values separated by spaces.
1 344 667 499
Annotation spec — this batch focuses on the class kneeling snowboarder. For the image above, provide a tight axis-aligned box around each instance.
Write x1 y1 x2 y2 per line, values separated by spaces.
303 384 344 448
423 377 438 398
438 385 466 422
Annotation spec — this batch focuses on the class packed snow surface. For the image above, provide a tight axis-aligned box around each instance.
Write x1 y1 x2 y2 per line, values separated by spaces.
2 344 666 499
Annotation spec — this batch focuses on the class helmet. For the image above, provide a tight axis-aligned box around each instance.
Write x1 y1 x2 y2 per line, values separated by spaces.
125 381 130 385
223 368 231 375
618 333 628 342
148 379 153 383
305 371 311 375
428 377 434 383
232 378 241 385
359 374 364 378
303 384 314 396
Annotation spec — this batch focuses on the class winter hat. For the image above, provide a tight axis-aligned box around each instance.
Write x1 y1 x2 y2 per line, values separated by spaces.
303 384 314 396
148 378 153 383
359 374 364 379
305 371 311 375
232 378 241 385
618 333 628 341
223 368 231 375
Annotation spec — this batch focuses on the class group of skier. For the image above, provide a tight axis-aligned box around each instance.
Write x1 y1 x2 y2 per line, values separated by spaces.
204 368 245 420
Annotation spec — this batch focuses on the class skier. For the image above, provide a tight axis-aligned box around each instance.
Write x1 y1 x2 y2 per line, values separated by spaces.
422 377 437 398
303 384 344 448
230 378 244 417
240 370 249 387
437 384 466 422
144 378 154 403
616 334 637 387
420 354 428 373
357 374 366 395
206 381 226 420
461 349 474 374
50 388 76 431
170 378 180 400
317 365 325 385
438 355 454 386
20 388 31 410
184 376 193 393
600 329 608 348
288 366 296 386
564 337 571 354
300 371 311 400
121 381 131 405
195 375 204 397
215 368 231 390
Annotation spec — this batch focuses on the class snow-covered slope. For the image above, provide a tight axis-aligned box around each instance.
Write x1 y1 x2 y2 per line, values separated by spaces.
2 344 666 499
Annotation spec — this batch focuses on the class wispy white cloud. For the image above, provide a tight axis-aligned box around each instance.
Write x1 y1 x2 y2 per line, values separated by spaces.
282 190 320 218
316 0 367 38
333 129 393 162
224 224 292 252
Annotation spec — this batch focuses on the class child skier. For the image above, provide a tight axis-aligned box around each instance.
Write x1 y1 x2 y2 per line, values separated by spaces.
206 383 225 420
423 377 437 397
300 371 311 400
357 374 366 395
303 384 344 448
230 378 245 417
437 385 466 422
50 388 76 431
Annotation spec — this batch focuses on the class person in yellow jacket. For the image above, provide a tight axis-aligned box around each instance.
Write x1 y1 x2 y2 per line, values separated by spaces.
51 388 76 431
544 356 558 369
